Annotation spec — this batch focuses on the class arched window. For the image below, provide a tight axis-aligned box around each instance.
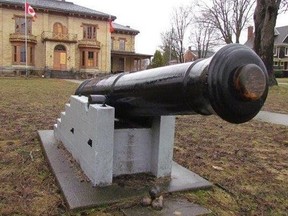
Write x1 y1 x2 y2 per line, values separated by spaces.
53 23 68 39
53 22 63 34
54 44 66 51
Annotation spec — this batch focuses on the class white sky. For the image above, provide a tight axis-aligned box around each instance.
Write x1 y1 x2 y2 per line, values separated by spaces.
72 0 287 55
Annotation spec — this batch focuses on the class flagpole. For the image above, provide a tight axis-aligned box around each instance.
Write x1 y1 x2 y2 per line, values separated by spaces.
25 0 28 77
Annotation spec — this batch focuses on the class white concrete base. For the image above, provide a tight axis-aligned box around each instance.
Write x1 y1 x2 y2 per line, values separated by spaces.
38 130 213 210
54 95 176 186
54 96 115 186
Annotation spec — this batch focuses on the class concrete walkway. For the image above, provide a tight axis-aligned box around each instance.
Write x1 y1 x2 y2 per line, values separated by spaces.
65 79 83 84
254 111 288 126
64 79 288 127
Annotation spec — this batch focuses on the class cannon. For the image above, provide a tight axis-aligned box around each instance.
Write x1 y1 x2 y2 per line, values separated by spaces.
50 43 269 189
75 44 268 124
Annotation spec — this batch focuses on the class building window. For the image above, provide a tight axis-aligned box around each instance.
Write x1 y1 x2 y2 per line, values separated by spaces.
111 37 114 50
14 46 17 62
274 61 278 66
80 49 98 68
285 47 288 56
30 47 33 64
55 44 66 51
12 44 35 65
83 25 97 39
119 39 126 51
273 47 278 57
82 51 85 66
87 52 94 67
15 16 32 34
20 46 26 62
54 23 63 34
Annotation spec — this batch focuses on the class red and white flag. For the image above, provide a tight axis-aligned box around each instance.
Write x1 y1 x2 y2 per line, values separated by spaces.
25 2 36 18
109 16 114 33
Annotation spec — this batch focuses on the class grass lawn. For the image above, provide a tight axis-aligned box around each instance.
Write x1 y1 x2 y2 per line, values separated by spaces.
0 77 287 215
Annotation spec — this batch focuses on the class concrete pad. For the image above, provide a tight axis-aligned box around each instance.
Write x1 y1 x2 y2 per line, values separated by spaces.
122 197 211 216
38 130 212 210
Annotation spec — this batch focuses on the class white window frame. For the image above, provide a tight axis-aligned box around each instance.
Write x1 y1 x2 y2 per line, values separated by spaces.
119 39 125 51
285 47 288 56
273 47 278 57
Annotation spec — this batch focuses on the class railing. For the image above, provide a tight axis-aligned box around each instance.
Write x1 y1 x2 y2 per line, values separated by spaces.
78 39 101 48
9 33 37 44
111 45 135 53
41 31 77 43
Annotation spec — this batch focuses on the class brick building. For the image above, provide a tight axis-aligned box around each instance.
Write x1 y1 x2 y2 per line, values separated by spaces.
0 0 152 76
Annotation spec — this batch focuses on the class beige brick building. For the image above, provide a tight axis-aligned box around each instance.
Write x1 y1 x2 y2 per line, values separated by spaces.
0 0 151 76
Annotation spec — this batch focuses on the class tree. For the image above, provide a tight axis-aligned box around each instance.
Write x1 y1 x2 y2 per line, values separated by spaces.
189 15 220 58
198 0 255 43
149 50 164 68
160 30 179 65
253 0 287 86
169 5 194 63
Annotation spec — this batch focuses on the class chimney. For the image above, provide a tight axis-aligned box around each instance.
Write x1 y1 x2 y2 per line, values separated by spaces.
247 26 254 41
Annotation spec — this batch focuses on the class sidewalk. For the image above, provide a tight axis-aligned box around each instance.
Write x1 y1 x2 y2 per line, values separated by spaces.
65 79 83 84
254 111 288 126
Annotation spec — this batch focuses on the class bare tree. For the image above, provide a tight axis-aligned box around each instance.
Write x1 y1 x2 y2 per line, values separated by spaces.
160 30 178 65
198 0 255 43
253 0 287 86
170 6 194 63
189 17 220 58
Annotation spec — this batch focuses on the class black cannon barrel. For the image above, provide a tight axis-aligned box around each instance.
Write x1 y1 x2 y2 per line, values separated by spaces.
75 44 268 124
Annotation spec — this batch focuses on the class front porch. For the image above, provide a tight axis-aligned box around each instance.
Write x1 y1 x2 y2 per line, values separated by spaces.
111 50 152 73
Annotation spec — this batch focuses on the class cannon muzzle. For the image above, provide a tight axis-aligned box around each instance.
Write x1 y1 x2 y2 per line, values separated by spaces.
75 44 268 124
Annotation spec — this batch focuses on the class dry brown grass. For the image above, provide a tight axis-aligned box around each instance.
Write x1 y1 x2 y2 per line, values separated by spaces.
0 77 287 215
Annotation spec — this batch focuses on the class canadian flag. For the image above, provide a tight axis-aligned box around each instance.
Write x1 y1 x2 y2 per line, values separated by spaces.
25 2 36 18
109 16 114 33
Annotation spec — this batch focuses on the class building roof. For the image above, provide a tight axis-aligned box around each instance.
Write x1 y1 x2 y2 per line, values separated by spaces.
244 25 288 48
113 23 140 35
0 0 141 34
274 25 288 45
0 0 115 20
111 50 152 59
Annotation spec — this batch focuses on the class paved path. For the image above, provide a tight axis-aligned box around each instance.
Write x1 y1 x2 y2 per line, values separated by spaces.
65 79 288 126
65 79 83 84
254 111 288 126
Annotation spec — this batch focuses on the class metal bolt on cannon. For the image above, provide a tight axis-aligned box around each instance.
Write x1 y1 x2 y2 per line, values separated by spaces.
75 44 268 124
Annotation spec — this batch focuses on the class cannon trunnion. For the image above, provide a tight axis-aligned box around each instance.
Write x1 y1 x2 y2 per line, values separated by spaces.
75 44 268 124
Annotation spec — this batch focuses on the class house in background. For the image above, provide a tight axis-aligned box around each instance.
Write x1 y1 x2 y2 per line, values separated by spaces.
183 46 214 63
0 0 152 77
244 25 288 77
183 46 197 62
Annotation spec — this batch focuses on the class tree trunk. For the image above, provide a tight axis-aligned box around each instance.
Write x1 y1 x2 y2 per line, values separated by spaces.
253 0 281 86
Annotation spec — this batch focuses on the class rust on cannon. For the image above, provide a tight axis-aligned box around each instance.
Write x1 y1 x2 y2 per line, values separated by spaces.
75 44 269 124
233 64 267 101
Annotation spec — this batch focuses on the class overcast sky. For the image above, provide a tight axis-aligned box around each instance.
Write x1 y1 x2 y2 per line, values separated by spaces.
72 0 287 55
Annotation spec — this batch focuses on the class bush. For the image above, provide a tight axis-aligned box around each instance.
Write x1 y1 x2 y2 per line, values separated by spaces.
274 70 283 78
